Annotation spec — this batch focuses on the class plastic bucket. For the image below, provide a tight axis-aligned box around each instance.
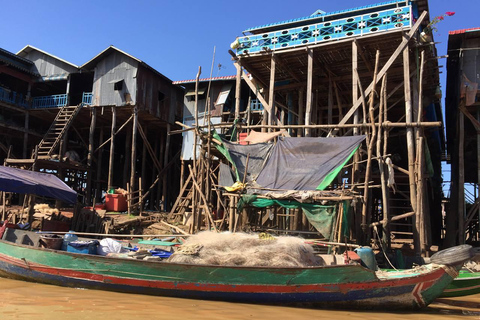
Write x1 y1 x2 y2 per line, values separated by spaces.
39 234 63 250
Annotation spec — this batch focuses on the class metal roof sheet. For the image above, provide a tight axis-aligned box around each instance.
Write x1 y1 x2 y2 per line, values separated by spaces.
17 45 79 69
173 75 236 85
449 28 480 35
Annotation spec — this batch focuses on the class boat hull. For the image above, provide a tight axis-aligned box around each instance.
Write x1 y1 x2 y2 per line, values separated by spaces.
0 238 459 309
440 270 480 297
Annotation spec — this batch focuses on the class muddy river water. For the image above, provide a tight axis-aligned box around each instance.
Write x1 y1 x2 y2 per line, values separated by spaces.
0 277 478 320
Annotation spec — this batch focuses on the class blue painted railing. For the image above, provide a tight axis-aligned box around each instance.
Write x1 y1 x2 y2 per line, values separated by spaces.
0 87 29 108
236 5 411 55
32 94 68 108
250 99 264 111
82 92 93 105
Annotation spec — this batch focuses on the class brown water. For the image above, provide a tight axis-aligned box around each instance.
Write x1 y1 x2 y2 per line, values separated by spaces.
0 277 478 320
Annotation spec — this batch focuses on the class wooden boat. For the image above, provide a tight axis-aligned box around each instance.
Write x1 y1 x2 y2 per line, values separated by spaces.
0 228 473 310
440 269 480 297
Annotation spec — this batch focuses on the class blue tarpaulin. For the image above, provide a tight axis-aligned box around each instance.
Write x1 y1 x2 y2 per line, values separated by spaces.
0 166 77 204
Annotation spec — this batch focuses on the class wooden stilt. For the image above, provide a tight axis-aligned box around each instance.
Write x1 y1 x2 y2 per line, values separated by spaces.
86 107 97 205
297 89 304 137
268 54 276 132
402 34 419 253
305 49 313 137
108 106 116 189
130 107 138 196
361 50 380 244
235 60 241 119
162 124 171 211
96 127 104 201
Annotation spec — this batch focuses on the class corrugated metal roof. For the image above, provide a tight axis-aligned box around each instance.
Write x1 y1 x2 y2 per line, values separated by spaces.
81 45 173 83
17 45 79 69
39 73 69 82
0 47 33 65
449 28 480 35
243 0 409 34
173 75 236 85
0 47 40 77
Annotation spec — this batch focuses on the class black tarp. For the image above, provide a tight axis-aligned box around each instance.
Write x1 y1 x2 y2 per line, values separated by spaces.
255 136 365 191
221 140 273 183
0 166 77 204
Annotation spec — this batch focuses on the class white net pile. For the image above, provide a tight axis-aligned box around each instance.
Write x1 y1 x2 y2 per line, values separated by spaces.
168 232 321 267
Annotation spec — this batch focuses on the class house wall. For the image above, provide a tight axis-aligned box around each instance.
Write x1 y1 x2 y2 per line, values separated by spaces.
136 65 183 123
91 51 138 107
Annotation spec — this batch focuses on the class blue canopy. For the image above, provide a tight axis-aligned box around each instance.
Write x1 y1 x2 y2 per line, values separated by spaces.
0 166 77 204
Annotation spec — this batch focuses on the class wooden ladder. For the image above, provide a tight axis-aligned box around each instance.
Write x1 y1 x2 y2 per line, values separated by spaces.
35 104 82 159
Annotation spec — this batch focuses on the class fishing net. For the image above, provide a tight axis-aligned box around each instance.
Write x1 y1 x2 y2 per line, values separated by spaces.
167 231 321 267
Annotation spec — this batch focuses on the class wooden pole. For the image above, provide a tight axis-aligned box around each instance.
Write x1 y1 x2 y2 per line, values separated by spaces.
108 106 116 189
352 40 359 136
23 112 29 159
130 107 138 194
297 89 304 137
361 50 380 243
328 75 333 125
86 107 97 205
235 59 241 119
141 126 148 197
96 127 104 201
377 75 390 249
162 124 171 211
305 49 313 137
416 136 426 254
458 107 465 244
402 33 419 252
268 54 276 132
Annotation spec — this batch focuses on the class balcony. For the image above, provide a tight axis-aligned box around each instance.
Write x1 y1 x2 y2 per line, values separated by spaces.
31 94 68 109
236 4 411 55
0 87 29 108
82 92 93 105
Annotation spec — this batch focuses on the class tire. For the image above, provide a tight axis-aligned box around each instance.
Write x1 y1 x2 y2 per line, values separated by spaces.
430 245 474 266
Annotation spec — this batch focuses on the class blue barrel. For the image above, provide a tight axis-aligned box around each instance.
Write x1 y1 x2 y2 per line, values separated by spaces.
62 231 78 251
354 247 377 270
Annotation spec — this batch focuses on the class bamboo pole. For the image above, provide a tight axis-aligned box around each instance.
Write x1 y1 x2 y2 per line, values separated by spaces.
361 51 380 242
377 75 390 249
108 107 116 188
268 53 276 132
130 107 138 198
416 136 426 254
235 56 241 119
297 89 304 137
305 49 313 137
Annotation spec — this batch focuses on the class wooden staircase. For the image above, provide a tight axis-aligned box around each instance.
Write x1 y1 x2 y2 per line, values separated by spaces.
35 105 82 159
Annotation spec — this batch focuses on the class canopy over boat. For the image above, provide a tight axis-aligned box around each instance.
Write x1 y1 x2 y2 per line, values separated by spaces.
0 166 77 204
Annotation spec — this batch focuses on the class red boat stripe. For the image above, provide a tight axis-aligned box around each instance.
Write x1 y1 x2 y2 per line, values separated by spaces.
0 253 448 294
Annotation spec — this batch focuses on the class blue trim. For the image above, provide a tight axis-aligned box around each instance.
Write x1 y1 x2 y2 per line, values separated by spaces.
237 5 411 55
244 1 410 33
31 94 68 108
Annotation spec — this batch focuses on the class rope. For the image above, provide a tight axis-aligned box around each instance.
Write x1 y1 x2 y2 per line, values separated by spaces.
373 225 397 270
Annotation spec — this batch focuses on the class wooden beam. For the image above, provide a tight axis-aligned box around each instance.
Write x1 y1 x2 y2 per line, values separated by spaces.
130 107 138 192
86 107 96 205
328 11 428 136
235 61 241 119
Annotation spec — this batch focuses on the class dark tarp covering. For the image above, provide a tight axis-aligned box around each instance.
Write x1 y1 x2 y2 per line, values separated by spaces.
256 136 365 191
218 163 235 187
0 166 77 204
221 140 273 183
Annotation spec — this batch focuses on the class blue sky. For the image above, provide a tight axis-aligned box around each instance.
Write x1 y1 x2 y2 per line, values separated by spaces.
2 0 477 84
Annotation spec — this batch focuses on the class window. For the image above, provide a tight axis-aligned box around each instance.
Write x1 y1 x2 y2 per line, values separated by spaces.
114 80 123 91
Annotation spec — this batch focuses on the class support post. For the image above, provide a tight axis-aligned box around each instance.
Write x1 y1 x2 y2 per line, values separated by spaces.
297 89 304 137
130 107 138 195
162 124 171 211
86 107 97 205
305 49 313 137
108 107 116 188
268 54 276 131
23 112 29 158
403 35 419 252
235 61 241 119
